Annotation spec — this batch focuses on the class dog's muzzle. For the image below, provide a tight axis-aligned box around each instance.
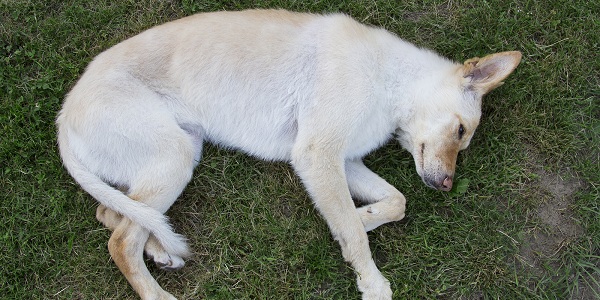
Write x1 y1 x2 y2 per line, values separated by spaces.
424 175 453 192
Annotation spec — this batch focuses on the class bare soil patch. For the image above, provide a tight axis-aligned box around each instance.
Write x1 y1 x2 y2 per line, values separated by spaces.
516 149 598 298
518 164 584 270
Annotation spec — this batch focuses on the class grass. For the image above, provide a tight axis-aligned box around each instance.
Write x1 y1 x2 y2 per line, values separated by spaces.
1 0 598 299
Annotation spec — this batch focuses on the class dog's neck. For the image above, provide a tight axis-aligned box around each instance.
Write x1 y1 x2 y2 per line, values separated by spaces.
374 36 460 150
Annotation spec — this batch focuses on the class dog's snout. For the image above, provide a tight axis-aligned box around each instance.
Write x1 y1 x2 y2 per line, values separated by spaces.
440 176 453 192
424 174 453 191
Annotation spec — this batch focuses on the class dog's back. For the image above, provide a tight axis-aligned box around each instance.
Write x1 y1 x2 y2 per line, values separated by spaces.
61 10 457 163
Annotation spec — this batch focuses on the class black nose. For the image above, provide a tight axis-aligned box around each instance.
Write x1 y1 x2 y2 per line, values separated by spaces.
424 175 453 191
439 176 453 191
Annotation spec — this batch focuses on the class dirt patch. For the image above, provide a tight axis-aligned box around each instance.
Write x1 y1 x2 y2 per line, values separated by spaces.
517 165 584 270
514 148 599 298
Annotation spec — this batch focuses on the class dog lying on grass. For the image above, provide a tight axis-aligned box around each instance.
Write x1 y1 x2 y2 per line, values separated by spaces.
57 9 521 300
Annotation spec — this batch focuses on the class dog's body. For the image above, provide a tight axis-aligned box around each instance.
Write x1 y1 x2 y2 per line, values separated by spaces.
57 9 520 299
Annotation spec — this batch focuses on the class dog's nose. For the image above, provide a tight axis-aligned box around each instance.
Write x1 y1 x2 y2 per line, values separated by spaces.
440 176 453 191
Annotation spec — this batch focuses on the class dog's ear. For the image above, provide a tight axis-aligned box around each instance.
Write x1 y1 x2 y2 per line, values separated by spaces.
461 51 522 95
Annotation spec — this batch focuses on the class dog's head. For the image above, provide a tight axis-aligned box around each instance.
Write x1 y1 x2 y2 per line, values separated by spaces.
396 51 521 191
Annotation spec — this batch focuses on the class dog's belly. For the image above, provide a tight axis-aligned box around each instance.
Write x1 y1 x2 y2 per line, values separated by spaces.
203 114 297 162
174 95 299 162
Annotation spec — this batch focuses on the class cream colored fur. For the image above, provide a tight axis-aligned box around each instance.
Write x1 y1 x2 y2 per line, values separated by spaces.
57 9 521 300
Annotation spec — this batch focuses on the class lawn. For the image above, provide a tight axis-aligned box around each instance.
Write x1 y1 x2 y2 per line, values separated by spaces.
1 0 598 299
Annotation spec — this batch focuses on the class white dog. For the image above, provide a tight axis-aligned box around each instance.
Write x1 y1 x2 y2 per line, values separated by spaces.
57 9 521 299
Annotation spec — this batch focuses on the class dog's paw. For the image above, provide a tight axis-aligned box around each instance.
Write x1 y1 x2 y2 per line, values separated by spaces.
154 253 185 271
96 204 123 229
145 238 186 271
358 273 392 300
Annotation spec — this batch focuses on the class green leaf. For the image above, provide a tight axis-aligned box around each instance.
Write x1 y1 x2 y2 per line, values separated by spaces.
449 178 470 197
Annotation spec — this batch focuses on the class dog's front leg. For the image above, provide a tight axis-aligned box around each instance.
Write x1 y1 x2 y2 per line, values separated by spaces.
292 145 392 300
345 159 406 232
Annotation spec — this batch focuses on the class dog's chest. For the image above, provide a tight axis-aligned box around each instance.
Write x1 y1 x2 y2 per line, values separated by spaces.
345 110 395 159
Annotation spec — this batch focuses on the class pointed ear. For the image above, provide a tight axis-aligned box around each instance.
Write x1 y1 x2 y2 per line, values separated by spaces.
461 51 522 95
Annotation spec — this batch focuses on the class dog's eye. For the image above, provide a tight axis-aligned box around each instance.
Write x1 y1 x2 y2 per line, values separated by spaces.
458 124 465 139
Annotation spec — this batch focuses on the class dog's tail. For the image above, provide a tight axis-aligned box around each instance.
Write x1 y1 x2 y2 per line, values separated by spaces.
57 128 190 257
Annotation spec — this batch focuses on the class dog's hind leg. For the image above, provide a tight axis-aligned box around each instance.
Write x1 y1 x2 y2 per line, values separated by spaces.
345 159 406 232
108 162 195 298
109 218 177 300
96 205 185 270
105 125 199 299
96 124 203 271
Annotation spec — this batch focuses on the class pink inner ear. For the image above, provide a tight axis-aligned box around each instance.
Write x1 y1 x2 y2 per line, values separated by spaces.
470 68 485 81
473 61 499 81
462 52 521 83
470 53 521 93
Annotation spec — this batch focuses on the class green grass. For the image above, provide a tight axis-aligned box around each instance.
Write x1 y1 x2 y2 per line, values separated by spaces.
1 0 598 299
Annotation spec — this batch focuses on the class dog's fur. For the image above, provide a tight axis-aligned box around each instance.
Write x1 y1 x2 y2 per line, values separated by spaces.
57 9 521 299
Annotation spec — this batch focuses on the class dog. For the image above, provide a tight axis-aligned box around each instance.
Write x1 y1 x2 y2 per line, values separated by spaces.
57 9 521 300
